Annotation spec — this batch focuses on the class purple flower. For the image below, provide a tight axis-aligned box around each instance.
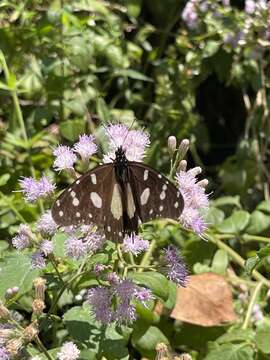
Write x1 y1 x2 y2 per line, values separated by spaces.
39 240 53 256
245 0 256 14
163 246 188 287
36 211 58 236
115 303 136 324
12 224 32 250
65 236 87 259
85 232 106 252
53 145 77 171
0 347 9 360
106 272 120 285
176 167 209 235
104 124 150 162
123 234 149 256
114 279 136 303
73 134 98 162
182 1 198 29
134 287 153 307
87 287 113 324
31 252 46 269
19 176 55 202
57 342 80 360
93 264 106 274
252 304 264 322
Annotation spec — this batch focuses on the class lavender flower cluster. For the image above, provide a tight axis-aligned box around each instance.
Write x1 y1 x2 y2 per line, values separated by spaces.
87 278 153 324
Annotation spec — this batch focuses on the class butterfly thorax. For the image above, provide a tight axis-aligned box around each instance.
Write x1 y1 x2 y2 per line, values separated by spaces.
114 146 129 184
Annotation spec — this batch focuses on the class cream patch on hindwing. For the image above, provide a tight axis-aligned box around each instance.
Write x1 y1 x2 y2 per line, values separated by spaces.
140 188 150 206
76 212 81 217
160 191 166 200
149 209 153 215
144 170 149 181
91 174 97 185
59 211 63 217
111 184 123 220
107 226 111 232
162 184 167 191
72 197 79 206
159 205 164 211
174 202 179 208
56 200 60 207
90 192 102 208
127 183 136 218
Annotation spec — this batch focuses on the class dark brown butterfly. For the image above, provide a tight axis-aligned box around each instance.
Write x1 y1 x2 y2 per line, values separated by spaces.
52 146 184 241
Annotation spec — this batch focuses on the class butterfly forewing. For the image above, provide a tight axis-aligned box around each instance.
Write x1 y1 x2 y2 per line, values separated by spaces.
128 162 184 223
52 164 114 228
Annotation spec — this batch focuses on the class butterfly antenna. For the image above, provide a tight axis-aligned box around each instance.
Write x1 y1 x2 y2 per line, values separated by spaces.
121 117 136 149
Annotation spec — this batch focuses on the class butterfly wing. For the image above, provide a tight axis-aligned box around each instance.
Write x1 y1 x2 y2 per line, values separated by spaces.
128 162 184 223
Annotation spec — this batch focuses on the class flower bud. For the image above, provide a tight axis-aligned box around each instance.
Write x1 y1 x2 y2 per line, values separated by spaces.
177 160 187 172
180 355 192 360
178 139 189 159
23 321 39 342
5 287 19 299
32 299 45 316
197 179 209 188
168 136 177 156
155 343 169 359
33 277 46 301
6 338 23 357
189 166 202 177
0 301 10 320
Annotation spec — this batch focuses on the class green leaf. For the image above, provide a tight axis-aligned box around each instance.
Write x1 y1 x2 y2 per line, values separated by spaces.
59 119 85 142
245 256 260 275
129 272 169 301
114 69 153 82
211 249 228 275
96 97 110 124
206 207 225 226
125 0 142 17
257 200 270 214
205 343 255 360
246 211 270 235
0 174 10 187
132 322 169 359
255 328 270 354
216 329 255 344
52 232 67 258
213 196 242 209
0 253 39 300
202 41 220 58
217 211 250 234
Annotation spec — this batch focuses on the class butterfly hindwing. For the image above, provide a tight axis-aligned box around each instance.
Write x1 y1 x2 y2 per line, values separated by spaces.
128 162 184 223
52 164 114 228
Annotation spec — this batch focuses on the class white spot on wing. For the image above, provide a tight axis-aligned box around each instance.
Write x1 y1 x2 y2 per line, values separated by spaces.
88 213 93 218
91 174 97 185
159 205 163 211
127 183 136 219
149 209 153 215
59 211 63 217
158 174 162 179
56 201 60 207
111 184 123 220
160 191 166 200
76 212 81 217
71 191 76 198
140 188 150 206
107 226 111 232
162 184 167 191
72 198 79 206
90 192 102 208
76 179 80 184
174 202 179 208
144 170 149 181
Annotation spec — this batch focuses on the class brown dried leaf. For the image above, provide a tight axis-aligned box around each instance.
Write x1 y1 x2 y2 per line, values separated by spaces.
170 272 237 326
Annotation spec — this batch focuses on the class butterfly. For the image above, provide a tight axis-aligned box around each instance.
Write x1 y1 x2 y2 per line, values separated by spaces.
52 146 184 241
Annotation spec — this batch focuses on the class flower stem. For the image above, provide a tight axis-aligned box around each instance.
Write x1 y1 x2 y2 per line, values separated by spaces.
207 234 270 288
48 255 64 286
34 336 53 360
138 239 156 272
242 280 264 329
0 191 26 223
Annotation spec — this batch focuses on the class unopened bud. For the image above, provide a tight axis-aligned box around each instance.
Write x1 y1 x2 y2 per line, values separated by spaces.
32 299 45 315
168 136 177 156
33 277 46 301
5 287 19 299
0 327 13 342
178 139 189 159
179 354 192 360
0 301 10 320
189 166 202 177
197 179 208 188
23 321 39 342
155 343 169 359
6 338 23 357
177 160 187 172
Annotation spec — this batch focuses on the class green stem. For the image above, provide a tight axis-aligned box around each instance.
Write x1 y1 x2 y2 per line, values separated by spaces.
207 234 270 288
217 233 270 243
0 191 26 223
139 239 156 272
48 255 64 286
34 336 53 360
242 281 264 329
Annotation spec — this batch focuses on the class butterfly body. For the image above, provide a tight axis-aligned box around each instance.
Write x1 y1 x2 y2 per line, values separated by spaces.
52 147 184 241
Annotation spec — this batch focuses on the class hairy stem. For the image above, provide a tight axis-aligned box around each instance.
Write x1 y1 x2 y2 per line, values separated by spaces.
242 281 264 329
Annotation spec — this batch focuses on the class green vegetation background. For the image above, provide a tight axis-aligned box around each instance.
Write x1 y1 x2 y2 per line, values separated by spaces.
1 0 270 359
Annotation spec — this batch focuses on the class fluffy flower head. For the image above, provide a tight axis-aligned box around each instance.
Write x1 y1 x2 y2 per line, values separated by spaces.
73 134 97 162
19 176 55 202
65 236 87 259
31 252 46 269
0 347 9 360
12 224 32 250
163 246 188 287
36 211 57 236
104 124 150 162
53 145 77 171
123 234 149 256
57 342 80 360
